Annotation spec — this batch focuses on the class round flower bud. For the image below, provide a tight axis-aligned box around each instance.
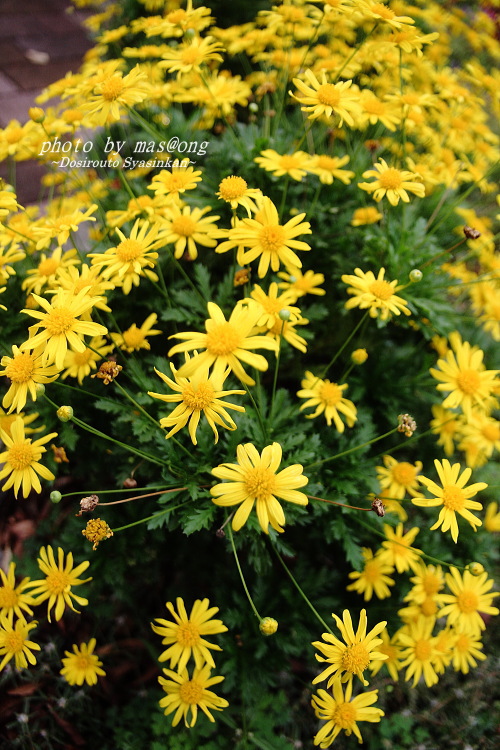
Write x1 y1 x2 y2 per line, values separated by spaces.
28 107 45 123
184 28 196 39
469 562 484 576
249 102 259 113
259 617 278 636
50 490 62 504
278 309 291 321
34 383 45 396
57 406 74 422
351 348 368 365
409 269 423 283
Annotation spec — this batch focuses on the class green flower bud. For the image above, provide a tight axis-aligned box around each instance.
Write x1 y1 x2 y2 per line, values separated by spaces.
57 406 74 422
259 617 278 636
469 562 484 576
409 269 423 283
50 491 62 504
278 309 291 321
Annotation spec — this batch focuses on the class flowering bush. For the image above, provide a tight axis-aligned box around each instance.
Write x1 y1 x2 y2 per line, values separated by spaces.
0 0 499 747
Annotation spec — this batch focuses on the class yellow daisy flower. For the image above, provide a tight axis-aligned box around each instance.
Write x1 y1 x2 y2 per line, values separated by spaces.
312 608 387 688
458 412 500 463
21 248 80 296
0 563 36 624
430 404 463 457
398 615 439 687
0 242 26 285
404 564 445 605
83 65 150 125
159 35 224 77
451 630 486 674
48 263 115 312
29 546 92 622
0 615 40 671
248 282 301 329
254 149 312 182
61 335 114 384
347 548 395 601
357 1 415 30
311 680 384 747
60 639 106 686
297 371 357 432
484 501 500 532
376 455 423 499
168 301 277 386
161 204 220 260
341 267 411 320
290 69 362 126
158 663 228 727
305 154 355 185
216 176 262 217
277 265 326 300
148 163 202 200
151 597 228 672
369 629 403 682
377 523 422 574
351 206 383 226
0 344 60 413
0 417 57 498
148 361 245 444
210 442 308 534
358 159 425 205
20 289 108 370
438 567 499 636
110 313 162 353
32 204 98 250
413 459 486 543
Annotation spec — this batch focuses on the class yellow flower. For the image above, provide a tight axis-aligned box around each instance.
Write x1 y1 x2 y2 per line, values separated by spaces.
216 197 311 278
0 417 57 498
306 154 355 185
60 639 106 685
248 282 301 329
297 371 357 432
0 344 60 413
277 265 325 300
438 567 499 636
351 206 383 226
369 629 403 682
83 65 150 125
32 204 97 250
111 313 162 353
484 501 500 532
413 459 486 543
20 289 108 370
168 301 277 386
341 267 411 320
159 35 224 76
158 664 228 727
21 247 80 296
0 242 26 285
51 263 115 311
290 69 362 126
148 163 202 199
210 442 308 534
0 615 40 671
358 1 415 30
148 361 245 444
216 176 262 216
347 548 395 601
376 455 423 499
161 204 220 260
29 546 91 622
430 404 463 457
0 563 36 624
458 412 500 465
451 630 486 674
151 597 227 672
254 149 312 182
61 335 114 384
358 159 425 205
398 615 439 687
429 332 499 418
404 564 445 605
311 680 384 748
377 523 422 574
312 608 387 688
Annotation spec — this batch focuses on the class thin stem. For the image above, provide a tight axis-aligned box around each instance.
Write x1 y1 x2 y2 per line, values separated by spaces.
227 524 261 622
307 494 373 512
100 487 189 506
305 426 399 470
112 503 186 532
242 381 267 444
268 320 285 429
319 312 369 380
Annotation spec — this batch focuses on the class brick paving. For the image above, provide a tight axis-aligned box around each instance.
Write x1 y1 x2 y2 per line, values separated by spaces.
0 0 92 202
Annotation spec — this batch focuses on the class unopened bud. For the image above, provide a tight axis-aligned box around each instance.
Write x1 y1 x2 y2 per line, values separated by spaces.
50 490 62 504
57 405 73 422
259 617 278 636
468 562 484 576
409 269 422 283
34 383 45 397
249 102 258 113
278 309 291 321
29 107 45 123
351 348 368 365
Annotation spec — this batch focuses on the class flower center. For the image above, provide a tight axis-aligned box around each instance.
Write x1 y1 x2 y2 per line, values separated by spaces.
0 587 18 608
369 279 394 300
258 225 286 253
457 590 479 614
364 559 382 583
391 462 416 485
341 643 370 674
219 176 247 201
422 573 441 595
332 702 357 729
116 239 144 262
6 127 23 144
317 83 341 108
378 168 403 190
206 322 242 356
421 597 438 617
177 621 201 647
244 466 277 502
76 655 92 670
100 76 125 101
414 639 431 661
4 631 24 654
370 3 395 20
172 216 196 237
45 308 75 336
179 679 204 704
441 485 465 511
167 9 186 23
482 423 500 442
182 382 215 410
456 369 481 395
45 570 71 595
4 352 35 383
180 48 203 66
316 156 336 169
280 155 301 170
37 258 59 277
319 381 342 406
8 442 37 470
364 99 385 115
72 349 93 366
455 634 471 653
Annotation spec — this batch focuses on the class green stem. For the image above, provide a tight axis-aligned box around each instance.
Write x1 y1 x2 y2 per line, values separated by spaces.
227 524 261 622
319 311 369 380
305 427 399 470
268 320 285 429
333 22 379 83
242 381 267 444
112 502 186 532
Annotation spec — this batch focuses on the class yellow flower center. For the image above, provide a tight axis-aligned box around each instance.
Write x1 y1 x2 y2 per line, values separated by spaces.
45 308 76 336
182 382 215 410
37 257 59 277
422 573 441 596
341 643 370 674
441 485 465 511
363 559 383 582
180 48 203 66
244 466 277 502
319 381 342 406
414 639 431 661
363 99 385 115
165 174 190 192
378 168 403 190
279 6 304 22
258 225 286 253
45 569 72 595
381 643 397 661
6 127 23 144
371 3 395 20
456 369 481 395
167 9 186 23
219 176 248 201
280 155 301 170
457 589 479 614
4 630 24 654
7 442 37 470
4 352 35 383
482 423 500 442
75 655 92 670
72 349 93 366
123 327 147 349
177 621 201 647
0 587 18 608
179 678 204 704
455 634 471 652
332 702 357 729
116 239 144 262
421 597 438 617
100 76 125 101
368 279 394 300
206 322 242 355
172 215 196 237
391 462 416 486
317 83 341 108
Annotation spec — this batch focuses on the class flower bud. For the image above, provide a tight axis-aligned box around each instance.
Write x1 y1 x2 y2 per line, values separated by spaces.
259 617 278 636
469 562 484 576
278 309 291 321
34 383 45 396
29 107 45 123
249 102 258 113
409 269 422 283
57 405 74 422
351 348 368 365
50 490 62 504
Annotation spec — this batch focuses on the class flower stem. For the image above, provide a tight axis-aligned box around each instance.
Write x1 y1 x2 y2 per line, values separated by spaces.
227 524 261 622
268 320 285 429
305 428 399 470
